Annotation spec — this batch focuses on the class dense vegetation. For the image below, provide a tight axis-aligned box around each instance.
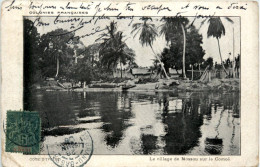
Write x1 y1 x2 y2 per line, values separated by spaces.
24 16 238 89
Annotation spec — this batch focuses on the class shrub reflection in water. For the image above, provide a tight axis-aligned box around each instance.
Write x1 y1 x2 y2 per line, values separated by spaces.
24 91 240 155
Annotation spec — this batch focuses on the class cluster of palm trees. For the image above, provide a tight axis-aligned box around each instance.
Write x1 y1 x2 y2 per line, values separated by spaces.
24 15 235 88
130 16 234 79
131 17 170 79
97 21 135 78
89 16 234 80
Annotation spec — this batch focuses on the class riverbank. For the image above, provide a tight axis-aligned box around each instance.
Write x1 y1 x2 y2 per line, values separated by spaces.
127 78 239 92
177 78 240 92
35 78 240 92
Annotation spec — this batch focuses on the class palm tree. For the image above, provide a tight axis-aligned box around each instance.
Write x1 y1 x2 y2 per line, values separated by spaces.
160 17 189 79
54 50 62 77
48 41 62 78
131 17 169 79
41 29 75 78
98 21 135 78
200 17 233 75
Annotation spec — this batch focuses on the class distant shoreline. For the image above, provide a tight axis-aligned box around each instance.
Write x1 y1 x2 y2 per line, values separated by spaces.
34 78 240 93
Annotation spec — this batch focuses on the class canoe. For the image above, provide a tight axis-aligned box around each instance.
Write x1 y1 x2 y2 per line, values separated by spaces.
88 83 118 88
122 85 136 90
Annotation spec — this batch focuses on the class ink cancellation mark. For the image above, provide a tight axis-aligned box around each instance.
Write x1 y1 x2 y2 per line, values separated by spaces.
5 110 41 154
47 131 93 167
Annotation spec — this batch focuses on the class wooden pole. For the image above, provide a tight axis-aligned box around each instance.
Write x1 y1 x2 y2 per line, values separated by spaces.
199 65 209 81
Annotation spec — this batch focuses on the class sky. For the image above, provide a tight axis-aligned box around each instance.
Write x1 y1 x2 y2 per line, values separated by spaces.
26 16 240 67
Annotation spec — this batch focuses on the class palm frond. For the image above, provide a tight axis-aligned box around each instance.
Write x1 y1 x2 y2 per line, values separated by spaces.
131 23 142 34
131 19 158 47
224 17 234 24
199 18 208 30
207 17 225 38
133 28 142 38
188 17 197 28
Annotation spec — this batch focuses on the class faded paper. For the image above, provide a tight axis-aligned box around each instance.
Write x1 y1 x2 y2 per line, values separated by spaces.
1 0 259 166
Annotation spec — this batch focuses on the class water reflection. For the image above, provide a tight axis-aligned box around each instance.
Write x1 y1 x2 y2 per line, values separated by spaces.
24 91 240 155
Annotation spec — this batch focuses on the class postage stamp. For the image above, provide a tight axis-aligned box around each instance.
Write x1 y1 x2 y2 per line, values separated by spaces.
47 131 93 167
5 110 41 154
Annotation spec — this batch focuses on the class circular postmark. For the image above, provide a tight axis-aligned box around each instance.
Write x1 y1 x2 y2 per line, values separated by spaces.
47 131 93 167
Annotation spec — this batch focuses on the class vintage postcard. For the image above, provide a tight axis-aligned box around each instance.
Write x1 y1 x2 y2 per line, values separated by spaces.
1 0 259 166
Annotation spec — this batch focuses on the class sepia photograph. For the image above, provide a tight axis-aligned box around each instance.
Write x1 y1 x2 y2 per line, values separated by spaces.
23 15 241 155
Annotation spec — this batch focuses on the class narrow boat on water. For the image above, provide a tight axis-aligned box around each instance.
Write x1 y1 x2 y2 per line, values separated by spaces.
44 80 137 92
88 83 118 88
122 84 136 91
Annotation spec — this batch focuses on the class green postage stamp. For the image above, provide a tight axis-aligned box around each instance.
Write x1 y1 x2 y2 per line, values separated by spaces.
5 110 41 154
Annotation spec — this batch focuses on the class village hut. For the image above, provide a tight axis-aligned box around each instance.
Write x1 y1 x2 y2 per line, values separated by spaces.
131 68 153 78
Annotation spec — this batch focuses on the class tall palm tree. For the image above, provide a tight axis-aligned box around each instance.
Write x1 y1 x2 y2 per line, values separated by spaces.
160 17 189 79
48 41 62 78
42 29 75 78
131 17 169 79
54 50 61 77
98 21 135 78
199 17 233 76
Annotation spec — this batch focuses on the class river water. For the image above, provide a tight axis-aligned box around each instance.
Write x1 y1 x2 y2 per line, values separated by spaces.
24 90 240 155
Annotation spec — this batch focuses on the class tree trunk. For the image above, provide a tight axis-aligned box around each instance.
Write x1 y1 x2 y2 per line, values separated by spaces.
217 38 229 76
114 65 117 78
149 44 170 79
232 27 235 78
199 64 201 75
120 62 123 79
83 81 86 89
55 56 59 78
191 65 193 81
176 68 179 74
181 24 187 79
92 54 94 73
